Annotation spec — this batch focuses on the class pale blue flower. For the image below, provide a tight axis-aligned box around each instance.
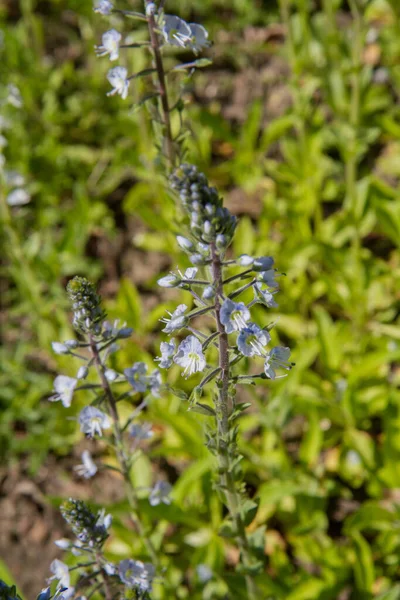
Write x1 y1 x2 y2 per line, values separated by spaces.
94 0 113 15
149 481 172 506
130 422 153 440
50 375 77 408
237 323 270 357
174 335 206 377
49 559 70 590
162 15 192 47
220 299 250 333
188 23 210 54
103 562 117 575
148 369 161 397
156 339 176 368
7 84 23 108
6 188 30 206
264 346 292 379
74 450 97 479
107 67 130 99
161 304 189 333
95 29 121 61
183 267 198 279
124 362 148 393
253 282 278 307
197 564 213 583
119 559 155 593
258 269 279 288
103 319 133 339
79 406 111 437
96 508 112 531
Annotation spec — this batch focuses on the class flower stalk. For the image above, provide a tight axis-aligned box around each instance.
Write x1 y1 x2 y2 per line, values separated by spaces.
146 5 176 169
211 242 259 600
88 334 158 566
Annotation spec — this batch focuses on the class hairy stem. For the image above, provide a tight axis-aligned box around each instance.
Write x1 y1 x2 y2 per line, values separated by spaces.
95 553 112 600
146 8 175 169
210 243 259 599
89 335 158 565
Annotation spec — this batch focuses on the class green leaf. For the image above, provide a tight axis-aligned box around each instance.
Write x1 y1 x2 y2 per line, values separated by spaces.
352 532 375 593
188 402 216 417
219 519 237 538
344 502 396 534
241 499 259 526
229 402 252 422
114 278 142 331
346 429 375 469
162 384 188 401
299 410 323 467
313 306 342 371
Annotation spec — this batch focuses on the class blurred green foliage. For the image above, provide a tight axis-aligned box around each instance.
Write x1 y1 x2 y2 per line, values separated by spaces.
1 0 400 597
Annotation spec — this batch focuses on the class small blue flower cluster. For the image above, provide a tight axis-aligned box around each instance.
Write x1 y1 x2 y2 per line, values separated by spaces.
47 277 172 598
92 0 210 100
156 164 293 383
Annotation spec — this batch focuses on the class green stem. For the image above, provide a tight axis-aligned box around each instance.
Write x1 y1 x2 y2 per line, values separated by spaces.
146 8 175 169
89 335 158 565
210 243 259 600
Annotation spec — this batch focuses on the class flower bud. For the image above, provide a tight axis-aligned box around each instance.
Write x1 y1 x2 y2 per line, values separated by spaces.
54 538 71 549
65 339 79 349
202 285 215 300
51 342 69 355
117 326 133 338
36 588 51 600
176 236 194 251
203 220 212 235
77 366 89 380
145 2 156 16
197 242 210 255
189 253 209 265
157 273 181 288
253 256 274 271
238 254 254 266
216 234 227 249
105 369 118 381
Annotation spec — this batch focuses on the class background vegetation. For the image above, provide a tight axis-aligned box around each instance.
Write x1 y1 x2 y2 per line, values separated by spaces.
1 0 399 598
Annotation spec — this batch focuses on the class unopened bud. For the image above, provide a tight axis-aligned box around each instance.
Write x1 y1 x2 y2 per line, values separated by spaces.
157 273 181 288
77 366 89 380
145 2 156 16
51 342 69 355
253 256 274 271
176 236 194 251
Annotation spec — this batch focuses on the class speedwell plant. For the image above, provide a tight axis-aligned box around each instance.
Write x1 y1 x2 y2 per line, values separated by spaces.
2 2 292 599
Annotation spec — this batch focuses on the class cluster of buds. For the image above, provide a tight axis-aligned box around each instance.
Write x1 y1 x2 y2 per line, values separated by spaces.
169 164 237 253
60 498 110 548
66 277 105 333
